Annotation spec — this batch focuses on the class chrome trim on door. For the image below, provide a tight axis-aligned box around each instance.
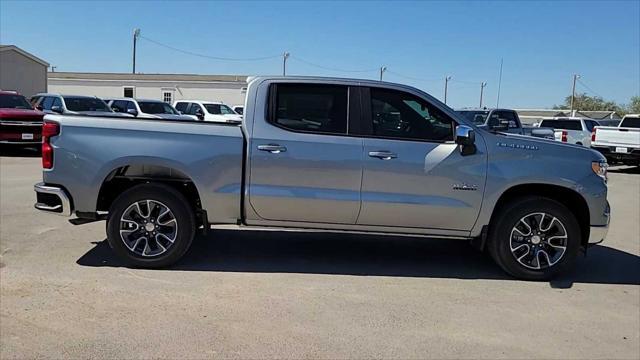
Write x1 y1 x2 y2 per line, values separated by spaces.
257 144 287 153
368 151 397 160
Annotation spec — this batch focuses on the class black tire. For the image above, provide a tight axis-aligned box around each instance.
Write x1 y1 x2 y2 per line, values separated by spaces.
487 197 581 281
106 183 195 268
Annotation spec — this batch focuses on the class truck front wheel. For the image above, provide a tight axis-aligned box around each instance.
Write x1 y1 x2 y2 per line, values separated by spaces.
487 197 581 280
106 183 195 268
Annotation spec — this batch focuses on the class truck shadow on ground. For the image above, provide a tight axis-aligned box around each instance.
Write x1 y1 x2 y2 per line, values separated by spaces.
77 229 640 288
0 146 41 158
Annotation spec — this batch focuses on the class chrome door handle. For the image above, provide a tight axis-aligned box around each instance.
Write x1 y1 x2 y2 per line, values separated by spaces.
368 151 397 160
257 144 287 154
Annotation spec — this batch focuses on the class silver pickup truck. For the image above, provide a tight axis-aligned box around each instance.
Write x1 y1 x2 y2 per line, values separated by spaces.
34 76 610 280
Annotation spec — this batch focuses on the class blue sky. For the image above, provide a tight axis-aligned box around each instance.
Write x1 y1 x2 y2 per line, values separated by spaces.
1 0 638 109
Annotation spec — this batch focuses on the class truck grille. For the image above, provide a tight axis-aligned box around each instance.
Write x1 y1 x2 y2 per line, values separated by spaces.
0 120 43 143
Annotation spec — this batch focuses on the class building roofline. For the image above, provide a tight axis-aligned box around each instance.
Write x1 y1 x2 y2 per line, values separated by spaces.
0 45 50 67
47 71 248 82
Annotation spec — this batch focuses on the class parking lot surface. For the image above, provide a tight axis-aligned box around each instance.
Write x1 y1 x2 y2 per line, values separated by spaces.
1 153 639 359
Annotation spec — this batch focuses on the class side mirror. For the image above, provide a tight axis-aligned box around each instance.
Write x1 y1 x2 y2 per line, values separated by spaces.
455 125 477 155
127 108 138 116
195 110 204 120
111 107 120 112
36 105 44 111
50 105 63 114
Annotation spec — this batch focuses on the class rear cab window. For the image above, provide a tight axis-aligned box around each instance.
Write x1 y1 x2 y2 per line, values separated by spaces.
620 117 640 128
540 119 582 131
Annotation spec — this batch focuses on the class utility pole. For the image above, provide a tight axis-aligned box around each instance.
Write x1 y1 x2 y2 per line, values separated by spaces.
479 82 487 108
282 52 290 76
379 66 387 81
570 74 580 115
132 28 140 74
50 66 57 73
496 58 503 108
444 76 452 105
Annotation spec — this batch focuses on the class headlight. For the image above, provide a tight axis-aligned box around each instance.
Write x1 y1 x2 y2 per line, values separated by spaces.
592 160 608 182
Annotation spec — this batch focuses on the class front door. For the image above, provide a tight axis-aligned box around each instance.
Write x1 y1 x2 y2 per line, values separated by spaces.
247 83 363 224
356 87 487 231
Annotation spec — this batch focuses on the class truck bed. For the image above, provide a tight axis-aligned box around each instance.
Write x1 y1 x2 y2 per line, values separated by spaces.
42 114 245 223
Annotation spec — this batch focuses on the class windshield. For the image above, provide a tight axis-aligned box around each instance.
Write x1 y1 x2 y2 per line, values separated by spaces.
621 117 640 128
63 97 110 112
0 94 33 109
138 101 178 115
457 110 490 125
204 103 236 115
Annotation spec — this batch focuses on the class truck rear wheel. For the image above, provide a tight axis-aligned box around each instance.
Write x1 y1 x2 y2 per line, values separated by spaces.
487 197 581 280
106 183 195 268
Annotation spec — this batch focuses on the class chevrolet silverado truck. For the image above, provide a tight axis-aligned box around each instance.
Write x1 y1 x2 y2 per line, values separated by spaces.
591 114 640 166
33 76 610 280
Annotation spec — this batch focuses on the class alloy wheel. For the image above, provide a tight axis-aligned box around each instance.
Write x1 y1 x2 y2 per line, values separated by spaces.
119 199 178 257
509 212 568 270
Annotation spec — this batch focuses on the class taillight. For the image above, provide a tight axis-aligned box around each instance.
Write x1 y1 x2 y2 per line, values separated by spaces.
42 121 60 169
561 130 568 142
592 128 597 142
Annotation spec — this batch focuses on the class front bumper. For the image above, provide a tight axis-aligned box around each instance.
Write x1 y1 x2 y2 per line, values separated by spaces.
0 120 43 144
34 182 73 216
588 201 610 245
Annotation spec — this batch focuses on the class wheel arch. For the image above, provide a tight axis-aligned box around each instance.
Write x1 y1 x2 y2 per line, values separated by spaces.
489 183 590 249
96 163 207 226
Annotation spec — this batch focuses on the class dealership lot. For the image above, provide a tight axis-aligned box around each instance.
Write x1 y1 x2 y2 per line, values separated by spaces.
1 154 639 359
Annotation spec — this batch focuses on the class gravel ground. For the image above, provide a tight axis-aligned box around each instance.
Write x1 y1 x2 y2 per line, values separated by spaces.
1 152 639 359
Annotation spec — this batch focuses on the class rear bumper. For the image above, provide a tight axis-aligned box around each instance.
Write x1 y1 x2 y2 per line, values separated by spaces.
34 182 73 216
588 201 610 245
591 145 640 162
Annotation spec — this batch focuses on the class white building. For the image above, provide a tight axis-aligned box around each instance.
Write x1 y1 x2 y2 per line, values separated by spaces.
0 45 49 97
47 72 248 106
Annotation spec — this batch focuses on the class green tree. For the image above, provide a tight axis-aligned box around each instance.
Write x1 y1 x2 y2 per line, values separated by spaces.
553 93 624 113
627 96 640 114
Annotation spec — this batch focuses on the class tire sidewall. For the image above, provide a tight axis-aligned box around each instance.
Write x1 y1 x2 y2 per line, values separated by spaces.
490 197 581 280
106 183 195 268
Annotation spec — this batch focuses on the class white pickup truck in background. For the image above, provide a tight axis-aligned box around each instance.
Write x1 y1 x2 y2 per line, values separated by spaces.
539 117 600 147
591 114 640 166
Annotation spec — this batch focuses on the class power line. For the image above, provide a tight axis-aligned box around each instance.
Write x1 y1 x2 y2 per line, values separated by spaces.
289 55 379 73
385 69 441 82
139 34 281 62
577 79 605 98
449 79 482 85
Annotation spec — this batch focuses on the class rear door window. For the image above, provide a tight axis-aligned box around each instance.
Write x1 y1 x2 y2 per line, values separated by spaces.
269 83 348 135
111 100 127 112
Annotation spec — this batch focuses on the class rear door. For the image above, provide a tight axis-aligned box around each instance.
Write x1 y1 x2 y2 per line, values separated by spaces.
247 83 363 224
356 86 487 231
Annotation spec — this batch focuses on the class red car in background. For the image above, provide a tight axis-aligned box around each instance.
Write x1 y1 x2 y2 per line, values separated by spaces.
0 91 44 146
